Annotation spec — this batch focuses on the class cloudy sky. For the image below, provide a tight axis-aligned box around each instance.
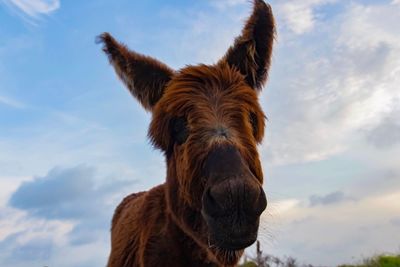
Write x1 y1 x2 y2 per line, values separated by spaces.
1 0 399 266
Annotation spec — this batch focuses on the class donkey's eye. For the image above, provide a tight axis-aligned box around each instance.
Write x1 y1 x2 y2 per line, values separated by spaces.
172 117 189 145
249 112 258 137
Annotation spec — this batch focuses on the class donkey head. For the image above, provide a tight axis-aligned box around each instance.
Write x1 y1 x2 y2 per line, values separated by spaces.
99 0 275 264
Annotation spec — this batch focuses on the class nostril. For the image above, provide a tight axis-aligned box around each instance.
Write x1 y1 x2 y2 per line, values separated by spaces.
207 189 217 206
253 188 267 216
203 188 221 217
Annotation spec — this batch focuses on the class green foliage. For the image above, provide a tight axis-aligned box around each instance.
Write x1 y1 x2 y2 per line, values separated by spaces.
242 241 400 267
239 262 258 267
339 254 400 267
377 255 400 267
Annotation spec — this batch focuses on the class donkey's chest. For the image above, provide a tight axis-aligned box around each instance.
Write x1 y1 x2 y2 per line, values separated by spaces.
142 220 221 267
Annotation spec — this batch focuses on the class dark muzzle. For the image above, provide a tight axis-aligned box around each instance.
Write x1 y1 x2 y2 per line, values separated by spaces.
201 145 267 250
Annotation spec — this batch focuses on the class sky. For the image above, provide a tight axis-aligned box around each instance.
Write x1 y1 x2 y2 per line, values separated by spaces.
0 0 399 266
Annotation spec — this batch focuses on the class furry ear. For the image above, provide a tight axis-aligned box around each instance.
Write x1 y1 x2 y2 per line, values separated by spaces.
220 0 275 90
97 33 174 111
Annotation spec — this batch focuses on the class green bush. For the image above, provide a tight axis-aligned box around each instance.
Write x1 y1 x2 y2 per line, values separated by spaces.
239 262 258 267
376 255 400 267
339 254 400 267
241 254 400 267
242 241 400 267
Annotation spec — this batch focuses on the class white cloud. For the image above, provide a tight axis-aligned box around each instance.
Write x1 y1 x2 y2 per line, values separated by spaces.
2 0 60 18
0 176 30 207
151 4 247 68
0 206 74 263
254 3 400 261
259 190 400 265
272 198 300 213
0 95 25 109
0 165 135 267
211 0 339 35
365 109 400 148
276 0 340 34
263 1 400 165
209 0 247 10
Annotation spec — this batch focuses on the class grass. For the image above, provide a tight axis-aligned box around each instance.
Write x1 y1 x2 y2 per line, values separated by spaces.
239 241 400 267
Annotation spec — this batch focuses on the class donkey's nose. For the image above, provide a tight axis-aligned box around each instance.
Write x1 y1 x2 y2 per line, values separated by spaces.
203 179 267 218
249 186 267 217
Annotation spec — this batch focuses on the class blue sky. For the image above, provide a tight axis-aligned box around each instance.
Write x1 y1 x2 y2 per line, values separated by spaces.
1 0 400 266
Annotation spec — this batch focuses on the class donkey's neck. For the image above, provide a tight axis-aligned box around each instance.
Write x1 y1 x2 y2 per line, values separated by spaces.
163 165 223 265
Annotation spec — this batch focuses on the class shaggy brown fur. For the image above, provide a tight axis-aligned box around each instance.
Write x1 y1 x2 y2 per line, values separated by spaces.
98 1 275 266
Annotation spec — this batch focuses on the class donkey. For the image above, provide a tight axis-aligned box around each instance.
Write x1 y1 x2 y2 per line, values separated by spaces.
98 1 275 266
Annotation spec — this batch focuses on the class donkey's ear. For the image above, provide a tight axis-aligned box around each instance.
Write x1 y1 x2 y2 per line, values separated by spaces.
98 33 174 111
220 0 275 91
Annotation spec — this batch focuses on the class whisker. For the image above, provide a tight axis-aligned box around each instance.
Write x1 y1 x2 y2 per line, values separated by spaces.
207 235 217 249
